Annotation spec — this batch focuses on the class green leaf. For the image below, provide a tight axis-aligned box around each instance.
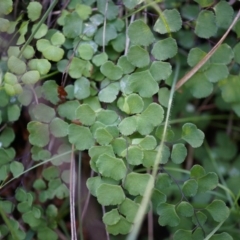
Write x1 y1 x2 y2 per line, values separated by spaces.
155 173 172 191
49 118 68 138
0 0 13 15
37 227 58 240
112 137 127 156
127 45 150 68
194 0 214 7
36 39 50 52
220 75 240 103
117 94 144 114
75 3 92 20
150 61 172 82
95 128 113 145
57 100 80 120
4 72 18 85
86 176 118 196
157 203 180 227
117 56 135 74
209 233 233 240
182 123 204 148
97 0 118 21
233 42 240 64
68 124 94 150
94 24 117 46
77 43 94 60
63 12 83 38
75 104 96 126
21 70 40 85
171 143 187 164
32 103 55 123
22 45 35 59
123 0 144 9
192 211 207 226
197 172 218 193
7 104 20 122
151 37 177 60
124 70 159 98
51 31 65 46
158 87 170 108
27 2 42 21
42 46 64 62
68 57 87 79
119 198 139 223
124 146 143 165
42 80 59 104
74 77 90 100
0 127 14 147
103 209 121 225
155 125 174 141
99 82 119 103
204 64 229 83
206 200 229 222
96 183 125 206
0 201 13 214
27 121 49 147
153 9 182 34
142 150 157 168
15 187 27 202
4 83 23 96
17 21 28 45
28 59 51 76
100 61 123 80
128 20 154 46
151 189 166 211
32 23 48 39
210 44 233 64
33 179 46 190
174 230 192 240
8 56 26 75
182 179 198 197
214 1 234 29
106 216 132 235
96 154 126 180
124 172 154 196
190 165 206 179
192 228 205 240
96 109 119 125
187 48 210 71
195 10 217 39
137 103 164 135
92 52 108 66
0 165 8 181
0 18 10 32
118 116 137 136
10 161 24 177
176 202 194 217
133 135 157 150
43 166 59 181
111 32 126 52
17 201 31 213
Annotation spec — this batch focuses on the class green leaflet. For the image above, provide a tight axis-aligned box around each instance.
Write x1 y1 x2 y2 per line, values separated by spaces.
128 20 154 46
153 9 182 34
181 123 204 148
195 10 217 38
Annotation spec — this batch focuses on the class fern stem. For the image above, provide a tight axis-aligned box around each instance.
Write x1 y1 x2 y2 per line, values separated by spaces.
70 145 77 240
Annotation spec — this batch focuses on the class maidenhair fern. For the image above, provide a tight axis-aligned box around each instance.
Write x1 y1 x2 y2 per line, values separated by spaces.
0 0 240 240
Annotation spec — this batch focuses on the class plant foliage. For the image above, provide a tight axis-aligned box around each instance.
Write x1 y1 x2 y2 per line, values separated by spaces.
0 0 240 239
